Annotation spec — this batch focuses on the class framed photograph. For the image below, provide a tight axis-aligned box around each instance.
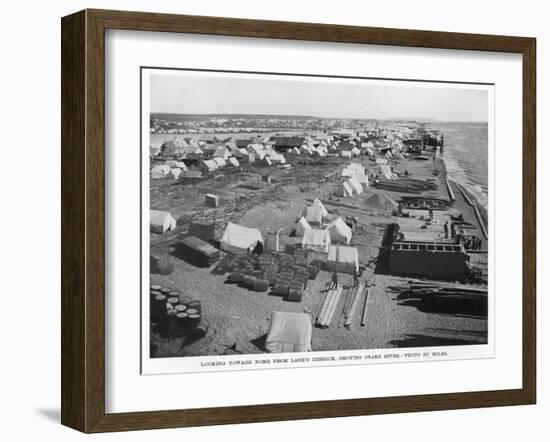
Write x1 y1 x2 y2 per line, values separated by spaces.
61 9 536 433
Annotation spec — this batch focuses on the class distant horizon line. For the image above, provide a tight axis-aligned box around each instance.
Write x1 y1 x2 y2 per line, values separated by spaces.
150 112 488 124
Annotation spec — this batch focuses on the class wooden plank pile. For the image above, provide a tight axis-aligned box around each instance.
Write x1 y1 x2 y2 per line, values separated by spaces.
387 281 487 302
374 178 438 194
316 286 343 328
177 236 220 267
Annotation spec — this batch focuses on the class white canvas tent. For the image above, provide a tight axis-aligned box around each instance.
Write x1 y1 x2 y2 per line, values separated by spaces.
301 229 331 253
228 157 240 167
326 217 352 244
351 147 361 157
150 210 177 234
202 159 218 172
295 216 311 236
341 150 352 159
150 164 171 179
311 198 329 217
212 157 227 168
213 145 230 159
341 181 353 197
327 245 359 272
220 222 263 254
379 164 397 180
365 193 398 211
303 206 324 226
265 311 312 353
269 153 286 164
347 176 364 194
175 161 187 170
168 168 183 179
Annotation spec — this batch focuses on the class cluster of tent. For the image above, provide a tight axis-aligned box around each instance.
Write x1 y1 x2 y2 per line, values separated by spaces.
151 161 188 180
378 164 398 180
341 163 369 197
295 199 353 252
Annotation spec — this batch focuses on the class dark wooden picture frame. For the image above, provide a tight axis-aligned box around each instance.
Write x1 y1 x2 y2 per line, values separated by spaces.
61 9 536 433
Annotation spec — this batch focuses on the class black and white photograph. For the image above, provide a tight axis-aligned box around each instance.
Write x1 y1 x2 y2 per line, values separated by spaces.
144 69 492 369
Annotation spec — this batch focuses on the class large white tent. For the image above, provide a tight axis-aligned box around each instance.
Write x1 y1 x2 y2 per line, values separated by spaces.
303 206 324 226
265 311 312 353
301 229 331 253
220 222 263 254
168 168 183 179
150 164 171 179
347 176 364 195
295 216 311 236
327 245 359 272
325 217 352 244
311 198 329 218
150 210 177 234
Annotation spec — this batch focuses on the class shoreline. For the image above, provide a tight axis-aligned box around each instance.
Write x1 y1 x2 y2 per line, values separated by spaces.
439 155 488 228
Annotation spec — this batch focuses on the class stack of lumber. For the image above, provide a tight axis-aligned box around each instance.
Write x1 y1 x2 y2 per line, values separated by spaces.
178 236 220 267
374 178 438 194
387 281 487 302
316 286 343 328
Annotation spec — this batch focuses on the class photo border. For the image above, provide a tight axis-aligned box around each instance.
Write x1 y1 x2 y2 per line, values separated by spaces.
140 66 496 375
61 9 536 433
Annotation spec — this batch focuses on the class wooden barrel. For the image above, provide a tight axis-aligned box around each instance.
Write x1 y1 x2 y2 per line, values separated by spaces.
253 279 269 292
289 280 304 291
150 284 162 291
288 288 302 302
169 290 180 297
307 265 318 280
295 274 308 289
150 290 162 297
157 261 174 275
193 321 209 339
188 300 202 312
160 287 172 295
179 296 191 305
186 308 200 316
175 304 187 313
187 313 201 329
162 308 179 336
273 282 289 296
242 275 256 288
150 294 167 323
228 271 243 282
175 312 189 335
167 296 180 306
263 271 277 286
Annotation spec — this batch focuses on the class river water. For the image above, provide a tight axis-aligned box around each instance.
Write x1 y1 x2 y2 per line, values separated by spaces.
435 122 489 210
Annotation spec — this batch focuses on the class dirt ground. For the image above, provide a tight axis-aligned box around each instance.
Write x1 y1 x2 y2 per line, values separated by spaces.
150 152 488 358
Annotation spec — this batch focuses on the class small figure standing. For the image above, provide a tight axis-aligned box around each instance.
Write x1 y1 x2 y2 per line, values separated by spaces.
443 221 449 239
352 267 359 287
450 222 457 238
331 270 339 290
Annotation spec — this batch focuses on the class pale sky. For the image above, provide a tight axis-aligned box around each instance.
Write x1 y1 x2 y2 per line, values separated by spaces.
149 71 489 122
